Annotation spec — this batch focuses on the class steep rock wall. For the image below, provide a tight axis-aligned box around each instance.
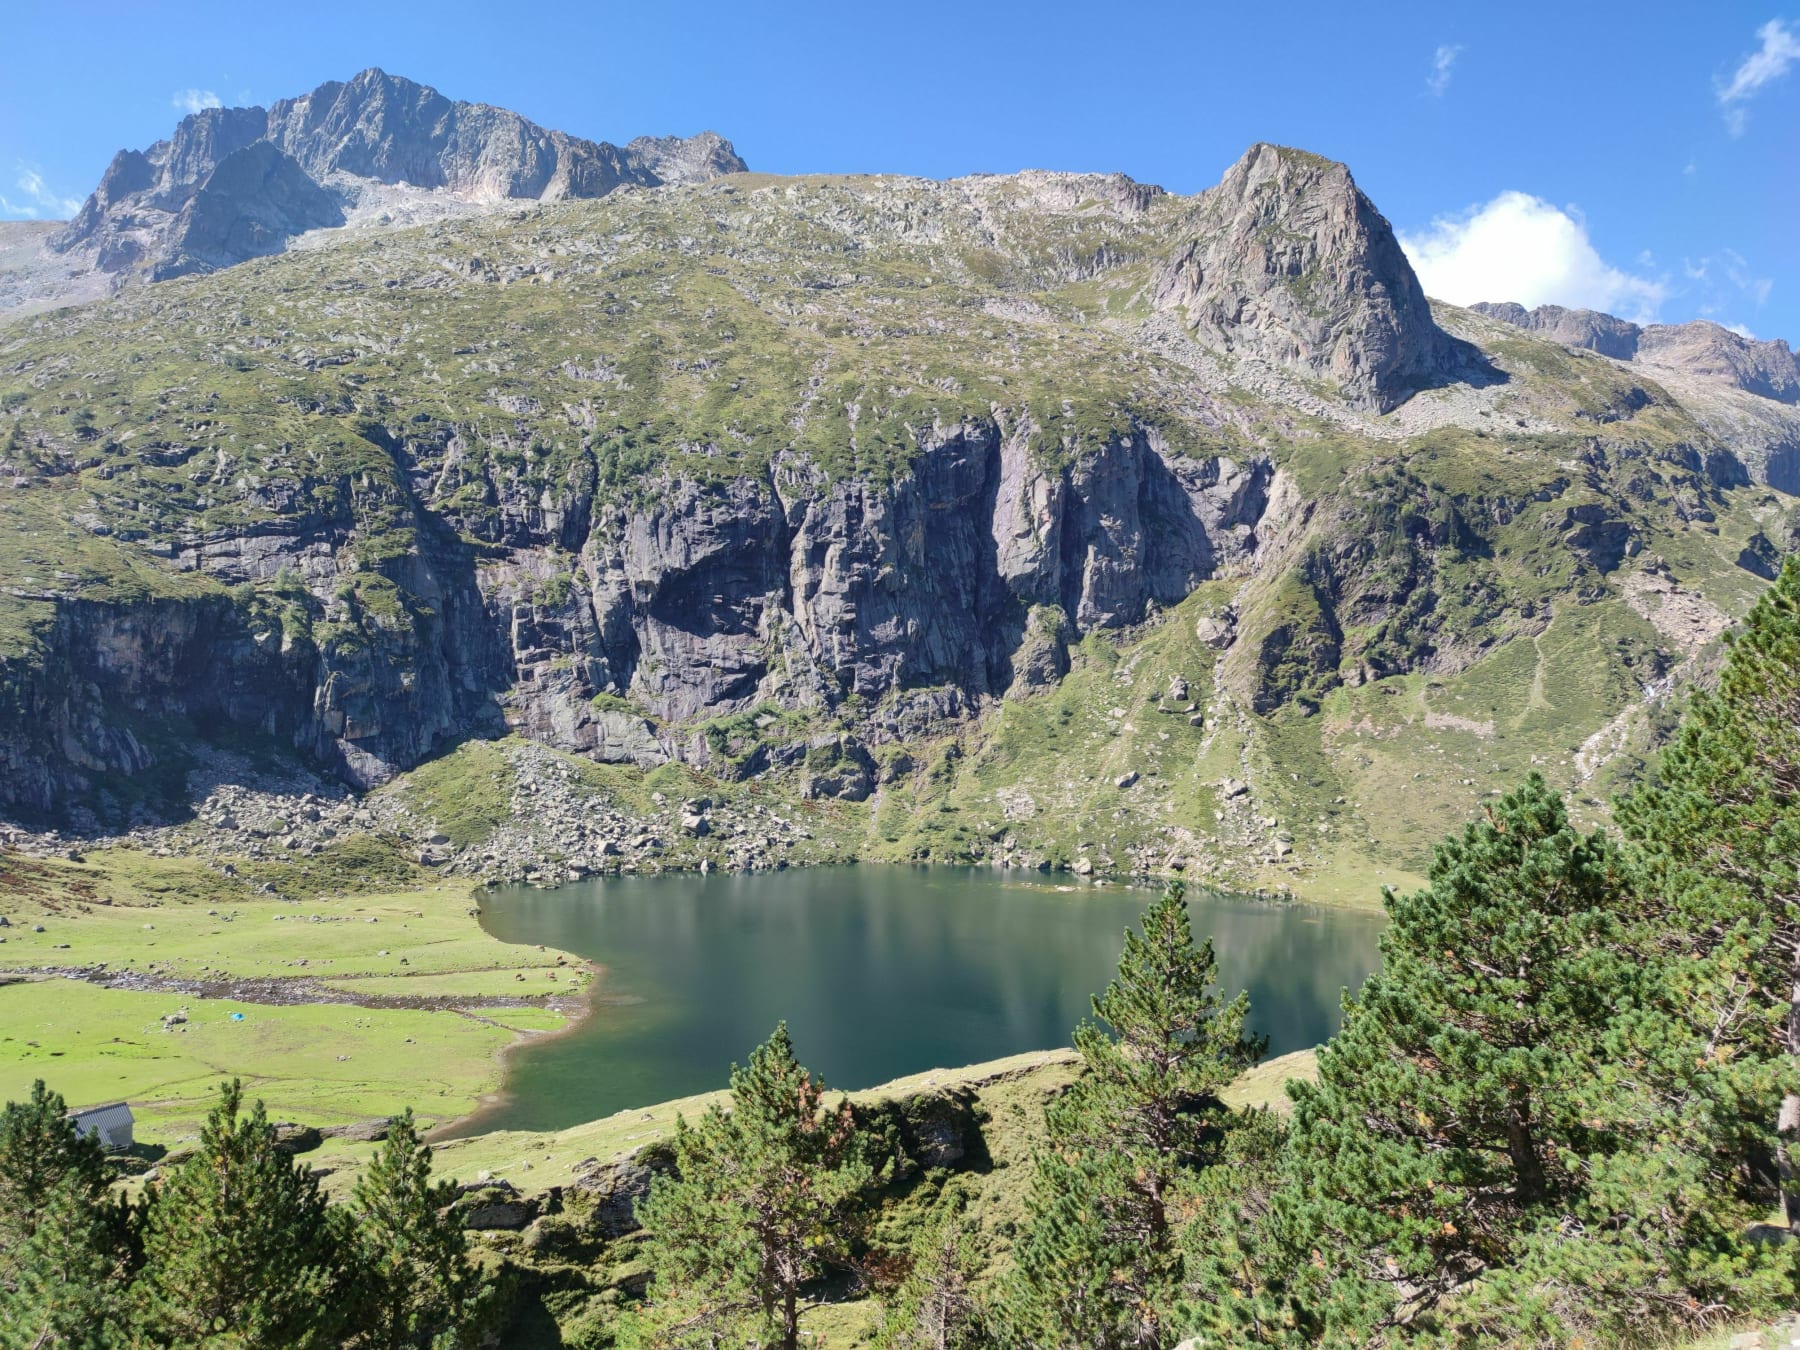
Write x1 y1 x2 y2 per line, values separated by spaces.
0 421 1274 819
486 423 1274 763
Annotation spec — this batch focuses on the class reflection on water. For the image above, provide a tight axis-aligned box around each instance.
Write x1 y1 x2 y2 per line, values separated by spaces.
460 867 1384 1135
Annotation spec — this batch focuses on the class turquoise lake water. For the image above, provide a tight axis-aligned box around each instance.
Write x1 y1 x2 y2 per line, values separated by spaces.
462 866 1384 1134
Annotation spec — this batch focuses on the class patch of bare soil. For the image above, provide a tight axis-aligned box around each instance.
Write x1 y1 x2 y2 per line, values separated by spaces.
12 965 578 1013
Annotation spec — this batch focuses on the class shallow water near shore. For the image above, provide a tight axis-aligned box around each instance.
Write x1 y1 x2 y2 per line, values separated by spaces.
457 866 1384 1135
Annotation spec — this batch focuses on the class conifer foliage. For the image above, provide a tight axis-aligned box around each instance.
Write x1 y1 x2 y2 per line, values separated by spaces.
1000 881 1264 1349
874 1184 985 1350
1620 555 1800 1230
635 1023 887 1349
0 1076 493 1350
1264 774 1776 1344
133 1080 345 1348
0 1079 110 1262
346 1110 488 1349
0 1081 128 1349
0 1172 129 1350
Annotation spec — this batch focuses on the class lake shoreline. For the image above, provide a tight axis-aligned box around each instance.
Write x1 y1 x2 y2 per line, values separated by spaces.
458 865 1385 1136
430 952 613 1143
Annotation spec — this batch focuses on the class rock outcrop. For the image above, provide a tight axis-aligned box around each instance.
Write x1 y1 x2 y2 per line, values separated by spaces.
53 68 745 280
1636 323 1800 405
1154 143 1460 411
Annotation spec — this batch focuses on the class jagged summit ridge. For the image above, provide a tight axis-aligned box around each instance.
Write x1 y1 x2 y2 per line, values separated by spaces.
53 67 746 279
1473 301 1799 405
1153 143 1460 412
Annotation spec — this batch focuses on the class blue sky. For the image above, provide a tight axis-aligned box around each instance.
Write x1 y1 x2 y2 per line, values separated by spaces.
3 1 1795 340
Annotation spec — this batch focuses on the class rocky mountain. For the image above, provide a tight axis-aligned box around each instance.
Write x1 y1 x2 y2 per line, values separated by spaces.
0 136 1795 899
1473 301 1800 404
1155 144 1466 411
36 69 745 284
1473 301 1800 492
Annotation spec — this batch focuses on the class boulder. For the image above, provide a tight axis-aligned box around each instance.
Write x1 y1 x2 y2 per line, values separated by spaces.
463 1198 536 1231
894 1089 983 1170
270 1122 322 1155
572 1147 674 1237
456 1180 538 1231
800 735 877 803
319 1118 391 1143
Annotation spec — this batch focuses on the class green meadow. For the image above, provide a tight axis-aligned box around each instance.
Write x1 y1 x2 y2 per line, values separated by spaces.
0 851 583 1138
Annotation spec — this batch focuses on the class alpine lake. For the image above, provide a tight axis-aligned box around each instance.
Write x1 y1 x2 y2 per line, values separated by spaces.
457 866 1385 1135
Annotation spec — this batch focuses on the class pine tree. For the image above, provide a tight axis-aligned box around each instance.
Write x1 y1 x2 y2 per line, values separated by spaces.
635 1024 886 1350
1618 554 1800 1230
0 1171 129 1349
131 1080 344 1348
1000 881 1264 1349
874 1185 985 1350
1172 1105 1296 1347
0 1080 110 1271
1265 775 1778 1344
345 1109 487 1350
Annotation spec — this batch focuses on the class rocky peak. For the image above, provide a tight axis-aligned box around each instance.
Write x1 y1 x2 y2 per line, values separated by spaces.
1474 302 1798 405
51 68 746 279
1469 301 1640 361
1637 321 1798 404
263 68 470 187
1154 143 1457 412
622 130 749 186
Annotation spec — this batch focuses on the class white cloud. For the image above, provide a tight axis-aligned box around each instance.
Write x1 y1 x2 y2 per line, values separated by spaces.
1718 19 1799 134
1400 191 1667 322
172 88 223 116
1726 321 1758 338
0 162 82 220
1427 43 1463 96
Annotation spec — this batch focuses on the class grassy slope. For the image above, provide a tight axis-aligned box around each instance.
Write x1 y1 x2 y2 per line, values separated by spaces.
410 1048 1084 1195
0 980 546 1140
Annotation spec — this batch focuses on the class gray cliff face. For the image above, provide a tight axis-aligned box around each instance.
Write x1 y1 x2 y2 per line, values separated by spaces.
1153 143 1459 411
480 423 1272 772
0 598 310 819
0 424 1271 818
52 68 745 280
159 142 346 278
8 139 1773 835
